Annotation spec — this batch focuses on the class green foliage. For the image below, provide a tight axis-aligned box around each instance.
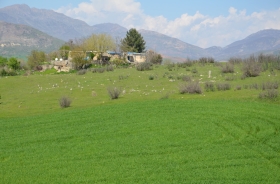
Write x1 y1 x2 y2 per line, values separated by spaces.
7 57 20 70
0 56 8 67
121 28 146 53
59 45 71 59
110 58 126 66
0 68 17 76
83 33 116 52
27 50 46 70
72 53 90 70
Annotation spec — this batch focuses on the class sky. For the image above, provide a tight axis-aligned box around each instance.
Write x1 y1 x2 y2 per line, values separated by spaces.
1 0 280 48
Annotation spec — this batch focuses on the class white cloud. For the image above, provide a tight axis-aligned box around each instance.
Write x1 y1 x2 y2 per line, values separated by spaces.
56 1 280 48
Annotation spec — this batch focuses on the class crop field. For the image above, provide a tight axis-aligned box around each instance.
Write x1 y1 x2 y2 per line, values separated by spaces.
1 62 280 183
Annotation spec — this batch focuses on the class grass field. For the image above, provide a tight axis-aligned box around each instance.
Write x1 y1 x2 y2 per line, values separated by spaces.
1 63 280 183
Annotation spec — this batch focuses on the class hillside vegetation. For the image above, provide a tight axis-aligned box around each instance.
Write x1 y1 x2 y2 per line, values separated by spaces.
1 61 280 183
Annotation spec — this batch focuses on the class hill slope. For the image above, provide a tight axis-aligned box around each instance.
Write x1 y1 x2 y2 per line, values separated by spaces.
0 21 64 58
217 29 280 59
1 4 280 60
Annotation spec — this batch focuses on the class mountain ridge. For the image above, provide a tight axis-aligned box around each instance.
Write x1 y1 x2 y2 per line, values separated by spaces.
0 4 280 60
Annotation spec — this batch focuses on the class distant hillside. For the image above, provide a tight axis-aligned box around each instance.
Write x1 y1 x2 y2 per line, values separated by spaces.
215 29 280 60
0 21 64 59
1 4 280 61
139 29 208 59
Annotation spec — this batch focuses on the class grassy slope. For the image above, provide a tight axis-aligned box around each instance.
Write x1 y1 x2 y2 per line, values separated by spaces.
1 64 280 183
1 100 280 183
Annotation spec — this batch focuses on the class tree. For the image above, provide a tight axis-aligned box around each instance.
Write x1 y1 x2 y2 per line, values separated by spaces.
121 28 146 53
83 34 116 52
59 45 71 59
27 50 46 70
7 57 20 70
145 50 163 64
0 56 8 67
71 52 90 70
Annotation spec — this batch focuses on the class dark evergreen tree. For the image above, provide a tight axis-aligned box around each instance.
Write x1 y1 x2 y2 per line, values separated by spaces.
121 28 146 53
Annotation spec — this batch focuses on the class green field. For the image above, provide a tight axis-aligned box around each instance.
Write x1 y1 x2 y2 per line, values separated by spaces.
1 63 280 183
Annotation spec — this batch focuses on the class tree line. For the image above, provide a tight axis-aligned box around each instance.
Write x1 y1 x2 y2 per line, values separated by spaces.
0 28 162 74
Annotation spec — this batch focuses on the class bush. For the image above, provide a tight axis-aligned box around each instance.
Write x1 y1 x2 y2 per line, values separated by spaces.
228 57 242 65
77 69 87 75
106 65 114 72
225 75 236 81
181 75 192 82
242 56 262 77
259 89 278 100
145 50 163 64
179 81 202 94
249 83 259 90
119 75 129 80
204 82 215 92
136 62 153 71
59 96 72 108
149 75 154 80
216 83 231 91
235 85 242 90
0 69 17 76
107 86 122 99
166 63 175 71
221 63 234 73
261 81 278 90
191 68 198 74
92 68 105 73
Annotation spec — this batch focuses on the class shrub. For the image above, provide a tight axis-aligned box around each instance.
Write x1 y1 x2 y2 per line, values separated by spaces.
179 81 202 94
249 83 259 90
0 69 8 76
159 93 169 100
221 63 234 73
107 86 122 99
198 57 215 64
149 75 155 80
242 56 262 77
136 62 153 71
106 65 114 72
191 68 198 74
166 63 175 71
119 75 129 80
235 85 242 90
181 75 192 82
59 96 72 108
145 50 163 64
92 68 105 73
261 81 278 90
204 82 215 92
259 89 278 100
77 69 87 75
225 75 236 81
228 57 242 65
216 83 231 91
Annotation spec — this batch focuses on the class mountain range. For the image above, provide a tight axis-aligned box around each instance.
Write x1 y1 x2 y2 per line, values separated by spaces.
0 4 280 61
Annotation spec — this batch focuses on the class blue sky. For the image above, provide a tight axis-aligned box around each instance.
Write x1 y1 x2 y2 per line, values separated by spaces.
1 0 280 47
